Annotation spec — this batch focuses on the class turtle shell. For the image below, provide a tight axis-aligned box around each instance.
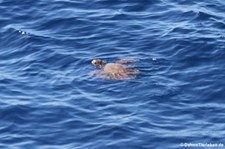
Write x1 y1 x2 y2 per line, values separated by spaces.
91 59 139 80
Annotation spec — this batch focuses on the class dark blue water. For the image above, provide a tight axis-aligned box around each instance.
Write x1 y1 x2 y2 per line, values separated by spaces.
1 0 225 148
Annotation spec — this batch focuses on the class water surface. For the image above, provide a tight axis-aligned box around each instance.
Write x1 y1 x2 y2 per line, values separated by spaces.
0 0 225 148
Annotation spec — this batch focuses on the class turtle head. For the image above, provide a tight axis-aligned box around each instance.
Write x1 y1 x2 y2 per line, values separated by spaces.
91 59 106 68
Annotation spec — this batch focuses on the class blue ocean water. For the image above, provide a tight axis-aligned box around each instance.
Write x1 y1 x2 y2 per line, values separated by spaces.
1 0 225 148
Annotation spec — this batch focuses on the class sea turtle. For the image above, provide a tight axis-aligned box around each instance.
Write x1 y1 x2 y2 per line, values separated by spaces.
90 59 139 80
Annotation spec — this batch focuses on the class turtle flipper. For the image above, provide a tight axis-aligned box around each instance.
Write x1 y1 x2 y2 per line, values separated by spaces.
116 59 139 64
89 70 101 77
